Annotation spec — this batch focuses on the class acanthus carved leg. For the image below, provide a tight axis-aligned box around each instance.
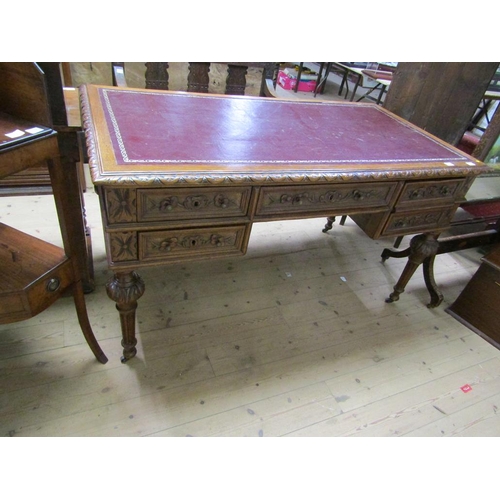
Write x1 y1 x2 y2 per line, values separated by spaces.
384 233 440 305
106 271 145 362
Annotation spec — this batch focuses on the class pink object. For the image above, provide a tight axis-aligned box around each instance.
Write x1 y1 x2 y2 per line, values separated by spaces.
277 70 317 92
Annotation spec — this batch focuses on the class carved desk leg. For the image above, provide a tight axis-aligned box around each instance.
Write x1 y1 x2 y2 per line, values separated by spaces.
322 216 337 233
106 271 145 362
383 233 440 306
322 215 347 233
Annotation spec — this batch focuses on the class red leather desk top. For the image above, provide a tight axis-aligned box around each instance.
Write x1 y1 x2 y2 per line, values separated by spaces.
81 85 486 185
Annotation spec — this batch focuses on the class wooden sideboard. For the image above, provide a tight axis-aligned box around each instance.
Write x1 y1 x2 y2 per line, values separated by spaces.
80 84 490 362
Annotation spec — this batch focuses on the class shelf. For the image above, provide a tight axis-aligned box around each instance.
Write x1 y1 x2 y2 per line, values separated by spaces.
0 222 74 323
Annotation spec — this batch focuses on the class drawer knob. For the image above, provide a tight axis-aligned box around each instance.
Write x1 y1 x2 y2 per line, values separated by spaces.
46 277 61 292
214 194 230 209
159 237 178 252
159 197 178 212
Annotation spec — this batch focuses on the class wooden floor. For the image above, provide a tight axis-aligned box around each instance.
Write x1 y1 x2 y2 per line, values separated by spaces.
1 181 500 438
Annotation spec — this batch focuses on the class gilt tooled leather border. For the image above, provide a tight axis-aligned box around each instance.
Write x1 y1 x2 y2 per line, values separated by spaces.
80 85 491 187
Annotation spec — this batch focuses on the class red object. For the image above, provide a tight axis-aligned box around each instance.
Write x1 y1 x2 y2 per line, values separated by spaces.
461 384 472 393
277 70 317 92
99 87 470 167
462 201 500 218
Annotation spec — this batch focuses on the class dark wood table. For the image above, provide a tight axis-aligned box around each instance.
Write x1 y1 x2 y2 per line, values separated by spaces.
0 112 107 363
80 84 490 362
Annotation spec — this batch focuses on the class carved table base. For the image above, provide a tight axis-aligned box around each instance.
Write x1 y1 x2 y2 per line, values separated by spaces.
106 271 145 362
381 233 443 308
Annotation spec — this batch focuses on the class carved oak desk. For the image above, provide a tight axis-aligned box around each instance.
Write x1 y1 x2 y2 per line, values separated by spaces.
80 84 489 362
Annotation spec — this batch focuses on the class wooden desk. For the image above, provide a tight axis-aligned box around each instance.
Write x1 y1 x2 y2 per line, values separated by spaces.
80 84 490 362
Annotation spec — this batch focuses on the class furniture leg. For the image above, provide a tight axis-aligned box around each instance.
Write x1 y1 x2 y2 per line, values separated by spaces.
315 63 326 98
46 155 107 360
339 69 347 96
350 75 362 101
106 271 145 362
322 216 336 233
384 233 440 304
322 215 347 233
422 255 444 308
294 63 304 93
381 245 411 262
72 280 108 363
56 132 95 292
319 63 332 95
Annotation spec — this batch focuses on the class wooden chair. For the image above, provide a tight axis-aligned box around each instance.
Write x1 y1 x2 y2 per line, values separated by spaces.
111 62 279 97
0 62 94 292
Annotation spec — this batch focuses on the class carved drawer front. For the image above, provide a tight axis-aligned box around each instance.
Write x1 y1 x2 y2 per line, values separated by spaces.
256 182 398 216
396 179 466 209
382 207 456 236
137 187 252 222
139 225 248 263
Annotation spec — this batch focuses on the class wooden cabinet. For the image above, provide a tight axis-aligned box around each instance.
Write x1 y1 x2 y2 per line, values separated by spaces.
447 244 500 348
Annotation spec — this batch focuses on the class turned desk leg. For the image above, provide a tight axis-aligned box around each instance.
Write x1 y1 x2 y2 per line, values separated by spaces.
322 215 347 233
106 271 145 362
322 216 337 233
383 233 440 307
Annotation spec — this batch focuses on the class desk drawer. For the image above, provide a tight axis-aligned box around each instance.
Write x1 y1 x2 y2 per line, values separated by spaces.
0 258 73 323
137 187 251 222
396 179 466 209
139 224 248 263
256 182 398 217
382 207 456 236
